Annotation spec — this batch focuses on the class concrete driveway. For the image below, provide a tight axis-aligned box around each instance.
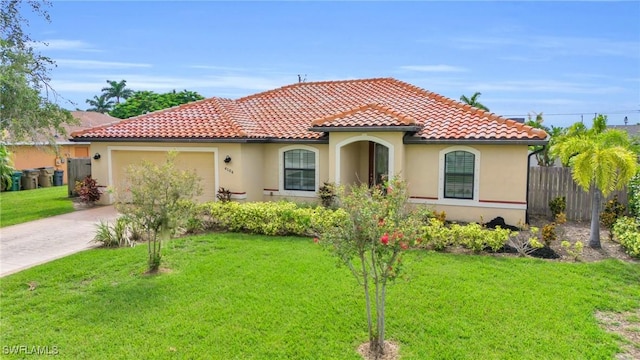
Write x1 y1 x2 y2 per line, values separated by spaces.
0 205 119 277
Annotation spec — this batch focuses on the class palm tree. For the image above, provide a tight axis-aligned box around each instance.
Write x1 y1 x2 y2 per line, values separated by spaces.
101 79 134 104
85 94 114 113
551 115 638 248
460 92 489 112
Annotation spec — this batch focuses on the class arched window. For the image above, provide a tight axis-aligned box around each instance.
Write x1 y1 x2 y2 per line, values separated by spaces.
444 150 475 199
283 149 315 191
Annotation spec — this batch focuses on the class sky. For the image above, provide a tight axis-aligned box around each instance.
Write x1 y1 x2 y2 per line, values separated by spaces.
22 1 640 128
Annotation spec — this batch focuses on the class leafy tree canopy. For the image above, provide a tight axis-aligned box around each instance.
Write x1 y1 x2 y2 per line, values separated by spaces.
85 94 114 114
460 91 490 112
550 114 638 248
109 90 205 119
1 0 77 145
525 112 565 167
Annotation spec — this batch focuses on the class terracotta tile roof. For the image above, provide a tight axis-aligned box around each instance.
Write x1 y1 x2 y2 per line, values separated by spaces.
71 78 548 142
311 104 417 128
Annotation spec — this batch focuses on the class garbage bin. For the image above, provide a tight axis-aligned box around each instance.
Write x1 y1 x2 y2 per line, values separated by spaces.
38 167 54 188
53 170 64 186
21 169 39 190
10 171 22 191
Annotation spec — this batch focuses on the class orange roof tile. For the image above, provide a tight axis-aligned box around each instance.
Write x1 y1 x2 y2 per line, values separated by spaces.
71 78 548 142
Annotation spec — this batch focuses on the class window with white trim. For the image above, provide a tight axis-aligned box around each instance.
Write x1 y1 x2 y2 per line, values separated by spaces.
444 150 475 199
283 149 315 191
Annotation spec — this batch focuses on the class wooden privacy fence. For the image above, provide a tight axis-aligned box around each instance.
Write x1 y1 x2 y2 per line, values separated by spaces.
528 166 628 221
67 157 92 196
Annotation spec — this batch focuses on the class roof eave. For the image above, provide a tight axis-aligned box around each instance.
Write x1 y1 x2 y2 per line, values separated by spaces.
403 137 549 145
70 136 329 144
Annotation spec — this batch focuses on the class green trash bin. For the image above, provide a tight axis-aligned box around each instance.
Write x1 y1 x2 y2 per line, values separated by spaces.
53 170 64 186
10 171 22 191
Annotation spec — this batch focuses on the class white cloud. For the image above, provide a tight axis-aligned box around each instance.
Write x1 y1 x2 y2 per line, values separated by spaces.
29 39 99 52
55 59 153 69
450 35 640 58
471 80 625 95
399 65 468 72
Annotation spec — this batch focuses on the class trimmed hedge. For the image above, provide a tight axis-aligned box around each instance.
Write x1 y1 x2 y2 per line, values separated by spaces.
205 201 348 237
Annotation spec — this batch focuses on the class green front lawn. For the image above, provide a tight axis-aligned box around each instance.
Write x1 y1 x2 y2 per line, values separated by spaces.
0 186 74 227
1 233 639 359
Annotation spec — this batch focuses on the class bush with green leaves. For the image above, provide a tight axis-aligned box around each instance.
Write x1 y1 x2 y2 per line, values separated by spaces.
419 219 511 252
507 225 544 257
549 196 566 217
93 216 136 248
628 172 640 219
601 195 626 241
316 178 423 357
612 216 640 258
205 200 347 237
114 152 202 272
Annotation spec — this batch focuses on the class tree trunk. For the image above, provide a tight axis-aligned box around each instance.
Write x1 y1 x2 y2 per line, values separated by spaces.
589 189 602 248
360 252 374 345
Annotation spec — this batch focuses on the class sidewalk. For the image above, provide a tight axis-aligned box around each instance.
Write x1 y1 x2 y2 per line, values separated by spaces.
0 205 119 277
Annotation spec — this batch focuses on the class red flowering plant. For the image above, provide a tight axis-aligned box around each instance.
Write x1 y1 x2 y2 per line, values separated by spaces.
316 177 422 357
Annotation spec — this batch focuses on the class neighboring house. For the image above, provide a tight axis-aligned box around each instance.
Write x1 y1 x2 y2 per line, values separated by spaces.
71 78 548 224
609 124 640 138
9 111 118 184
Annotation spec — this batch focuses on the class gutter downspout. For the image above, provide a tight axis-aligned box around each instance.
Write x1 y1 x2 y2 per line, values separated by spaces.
526 146 546 224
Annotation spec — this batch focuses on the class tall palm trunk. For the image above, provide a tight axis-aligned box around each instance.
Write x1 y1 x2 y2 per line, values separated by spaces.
589 189 602 248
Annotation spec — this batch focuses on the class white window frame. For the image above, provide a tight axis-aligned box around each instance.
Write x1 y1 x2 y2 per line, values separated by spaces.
438 146 480 205
278 145 319 198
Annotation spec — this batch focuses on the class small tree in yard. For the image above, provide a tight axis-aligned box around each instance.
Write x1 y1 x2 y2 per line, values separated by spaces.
317 177 422 358
115 152 202 272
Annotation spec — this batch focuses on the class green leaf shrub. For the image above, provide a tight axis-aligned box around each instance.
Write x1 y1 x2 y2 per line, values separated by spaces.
420 219 511 252
205 201 348 237
549 196 566 217
612 217 640 258
628 173 640 219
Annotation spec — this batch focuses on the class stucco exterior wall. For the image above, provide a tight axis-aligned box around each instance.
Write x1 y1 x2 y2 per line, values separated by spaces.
89 142 234 205
328 132 405 184
405 143 529 225
261 143 329 202
9 144 90 185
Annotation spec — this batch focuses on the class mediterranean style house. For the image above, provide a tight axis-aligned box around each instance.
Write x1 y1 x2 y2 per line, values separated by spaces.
71 78 548 224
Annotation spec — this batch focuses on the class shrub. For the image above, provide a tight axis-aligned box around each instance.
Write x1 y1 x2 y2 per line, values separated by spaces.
114 152 202 272
421 218 454 250
420 220 510 252
75 175 101 204
542 223 557 245
601 195 626 240
612 217 640 258
561 240 584 261
628 173 640 219
318 182 337 208
549 196 566 217
205 200 348 237
507 225 544 257
93 216 136 248
216 187 232 202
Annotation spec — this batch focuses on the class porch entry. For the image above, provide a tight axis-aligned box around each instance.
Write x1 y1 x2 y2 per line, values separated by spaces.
368 141 389 186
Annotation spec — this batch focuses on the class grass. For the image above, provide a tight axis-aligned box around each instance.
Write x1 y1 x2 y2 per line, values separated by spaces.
0 186 74 227
1 233 639 359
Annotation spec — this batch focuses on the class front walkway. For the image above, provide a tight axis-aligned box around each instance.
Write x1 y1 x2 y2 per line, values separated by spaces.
0 205 119 277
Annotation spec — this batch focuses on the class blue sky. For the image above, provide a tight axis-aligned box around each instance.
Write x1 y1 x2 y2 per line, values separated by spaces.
24 1 640 128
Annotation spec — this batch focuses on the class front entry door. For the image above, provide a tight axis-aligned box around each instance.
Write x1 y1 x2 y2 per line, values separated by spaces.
368 142 389 187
